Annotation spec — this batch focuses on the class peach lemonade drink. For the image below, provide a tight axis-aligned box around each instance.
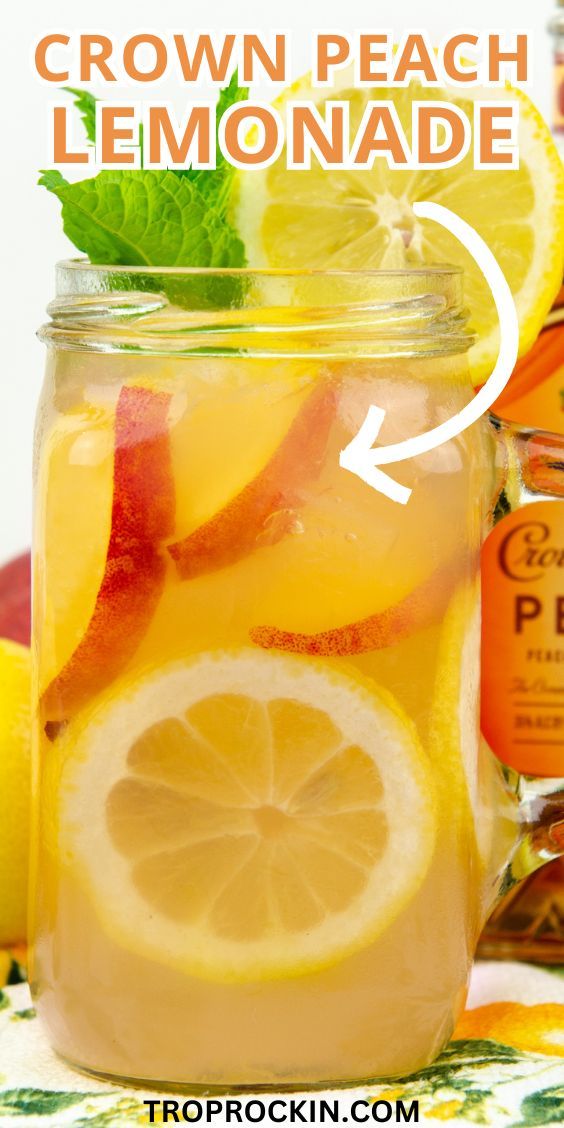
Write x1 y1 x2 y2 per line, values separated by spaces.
31 267 508 1088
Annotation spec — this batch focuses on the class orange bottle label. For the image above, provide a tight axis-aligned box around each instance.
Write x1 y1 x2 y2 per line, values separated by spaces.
481 501 564 777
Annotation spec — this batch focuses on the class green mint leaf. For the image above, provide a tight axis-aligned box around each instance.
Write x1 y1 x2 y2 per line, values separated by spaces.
182 70 249 215
64 87 97 144
39 73 250 307
38 169 69 193
40 168 245 267
39 168 246 307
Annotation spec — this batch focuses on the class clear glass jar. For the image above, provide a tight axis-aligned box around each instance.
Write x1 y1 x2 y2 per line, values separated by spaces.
30 264 564 1090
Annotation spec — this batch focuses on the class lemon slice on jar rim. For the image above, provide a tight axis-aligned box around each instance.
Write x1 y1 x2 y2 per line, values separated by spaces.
52 649 436 983
235 70 564 386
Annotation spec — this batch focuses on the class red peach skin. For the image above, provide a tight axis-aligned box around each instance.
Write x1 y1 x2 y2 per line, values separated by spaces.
250 555 466 657
42 386 174 724
168 381 337 579
0 553 31 645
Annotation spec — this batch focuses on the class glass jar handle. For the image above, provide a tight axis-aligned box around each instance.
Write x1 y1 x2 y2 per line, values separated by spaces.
500 769 564 889
489 414 564 889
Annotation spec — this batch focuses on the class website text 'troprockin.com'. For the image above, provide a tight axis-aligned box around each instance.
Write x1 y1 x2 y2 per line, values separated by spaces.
143 1097 419 1125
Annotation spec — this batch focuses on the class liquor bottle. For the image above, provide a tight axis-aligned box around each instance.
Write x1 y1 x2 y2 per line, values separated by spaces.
549 0 564 152
478 291 564 962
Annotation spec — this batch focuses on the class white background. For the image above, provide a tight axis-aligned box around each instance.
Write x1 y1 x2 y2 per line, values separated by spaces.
0 0 555 560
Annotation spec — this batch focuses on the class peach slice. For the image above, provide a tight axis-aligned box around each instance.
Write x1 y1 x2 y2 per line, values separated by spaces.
250 555 467 657
0 553 31 646
42 386 175 724
168 381 337 579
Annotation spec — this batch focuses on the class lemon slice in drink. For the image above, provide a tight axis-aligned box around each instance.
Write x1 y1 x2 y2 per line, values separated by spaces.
430 580 481 831
430 580 505 871
236 73 564 384
56 650 436 982
430 580 520 916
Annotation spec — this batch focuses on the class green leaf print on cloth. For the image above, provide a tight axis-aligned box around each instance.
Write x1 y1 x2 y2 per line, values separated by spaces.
0 965 563 1126
0 1090 88 1116
510 1088 564 1128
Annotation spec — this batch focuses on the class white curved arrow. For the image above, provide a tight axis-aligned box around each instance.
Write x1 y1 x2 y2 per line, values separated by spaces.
339 200 520 504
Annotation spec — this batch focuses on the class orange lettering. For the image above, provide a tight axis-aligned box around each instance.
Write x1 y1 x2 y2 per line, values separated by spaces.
100 107 136 165
173 34 235 82
358 35 389 83
35 34 70 82
353 105 409 167
242 34 286 82
148 107 211 166
291 105 345 166
53 106 89 164
316 34 351 83
222 105 281 167
394 34 438 83
123 34 167 82
417 105 468 165
489 34 528 82
80 35 115 81
443 34 479 83
479 105 515 166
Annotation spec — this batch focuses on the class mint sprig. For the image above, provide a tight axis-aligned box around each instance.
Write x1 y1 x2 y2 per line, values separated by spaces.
39 76 248 305
181 72 249 214
38 168 245 268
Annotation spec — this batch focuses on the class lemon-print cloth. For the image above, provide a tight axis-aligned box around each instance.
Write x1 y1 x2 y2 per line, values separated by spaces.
0 962 563 1127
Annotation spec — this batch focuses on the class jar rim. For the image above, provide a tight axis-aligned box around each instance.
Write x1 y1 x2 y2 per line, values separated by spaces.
40 259 473 362
55 258 463 280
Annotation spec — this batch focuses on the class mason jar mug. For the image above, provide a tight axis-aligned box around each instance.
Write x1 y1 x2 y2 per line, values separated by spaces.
30 264 564 1089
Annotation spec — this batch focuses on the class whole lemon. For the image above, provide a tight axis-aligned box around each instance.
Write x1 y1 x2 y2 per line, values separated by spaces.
0 638 31 944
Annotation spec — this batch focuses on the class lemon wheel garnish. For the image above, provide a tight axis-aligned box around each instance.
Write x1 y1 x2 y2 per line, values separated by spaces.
235 73 564 385
56 650 436 982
